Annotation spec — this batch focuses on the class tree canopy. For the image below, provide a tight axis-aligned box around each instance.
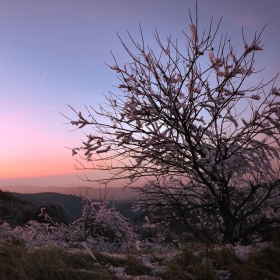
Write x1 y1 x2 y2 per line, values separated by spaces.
65 11 280 244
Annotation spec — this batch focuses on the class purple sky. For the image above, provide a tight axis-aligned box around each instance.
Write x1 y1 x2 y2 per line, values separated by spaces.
1 0 280 189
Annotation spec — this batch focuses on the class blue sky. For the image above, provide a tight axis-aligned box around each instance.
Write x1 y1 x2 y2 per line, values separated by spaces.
1 0 280 189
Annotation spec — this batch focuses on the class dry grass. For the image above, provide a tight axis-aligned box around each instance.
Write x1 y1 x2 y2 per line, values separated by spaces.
225 229 280 280
229 246 280 279
159 230 280 280
159 243 218 280
0 243 116 280
1 229 280 280
0 242 155 280
124 256 152 276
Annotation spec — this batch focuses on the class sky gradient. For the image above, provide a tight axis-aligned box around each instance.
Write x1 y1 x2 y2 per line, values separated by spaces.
1 0 280 189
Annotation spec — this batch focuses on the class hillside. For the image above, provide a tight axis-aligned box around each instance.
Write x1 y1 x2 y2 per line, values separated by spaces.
0 190 75 226
10 192 143 220
11 192 83 218
0 185 136 200
0 189 36 226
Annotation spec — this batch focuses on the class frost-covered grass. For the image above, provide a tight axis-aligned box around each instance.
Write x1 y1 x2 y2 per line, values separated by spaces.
1 192 280 279
1 229 280 280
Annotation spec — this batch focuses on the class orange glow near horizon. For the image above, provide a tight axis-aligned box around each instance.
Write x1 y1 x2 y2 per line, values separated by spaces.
1 0 279 188
0 159 76 179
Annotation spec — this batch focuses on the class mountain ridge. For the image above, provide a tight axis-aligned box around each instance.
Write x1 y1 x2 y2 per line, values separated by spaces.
0 185 135 200
9 191 142 220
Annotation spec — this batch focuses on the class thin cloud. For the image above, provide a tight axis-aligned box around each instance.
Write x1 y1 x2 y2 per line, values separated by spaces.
55 27 62 46
0 110 30 122
40 69 48 89
234 15 261 27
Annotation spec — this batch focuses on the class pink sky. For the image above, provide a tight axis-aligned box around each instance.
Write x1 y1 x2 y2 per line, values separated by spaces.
1 0 280 189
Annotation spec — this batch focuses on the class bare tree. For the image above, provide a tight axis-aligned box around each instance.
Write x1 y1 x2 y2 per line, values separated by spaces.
64 10 280 245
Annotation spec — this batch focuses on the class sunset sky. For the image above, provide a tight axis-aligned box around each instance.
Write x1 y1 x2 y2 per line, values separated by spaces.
1 0 280 189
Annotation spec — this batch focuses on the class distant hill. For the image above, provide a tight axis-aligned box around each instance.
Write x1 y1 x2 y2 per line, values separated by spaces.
10 192 142 220
1 185 136 200
11 192 83 218
0 190 75 226
1 189 179 230
0 186 144 221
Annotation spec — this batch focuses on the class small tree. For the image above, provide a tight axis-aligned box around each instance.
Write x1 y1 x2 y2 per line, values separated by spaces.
74 197 137 246
65 9 280 244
